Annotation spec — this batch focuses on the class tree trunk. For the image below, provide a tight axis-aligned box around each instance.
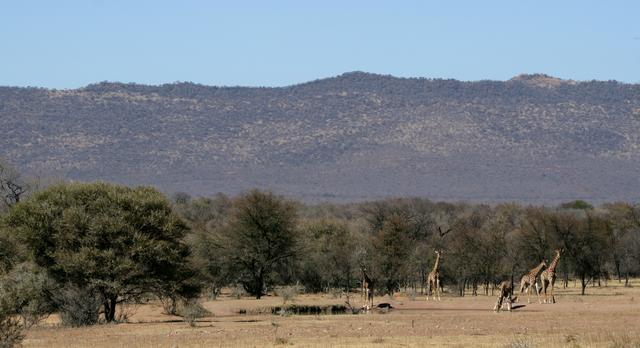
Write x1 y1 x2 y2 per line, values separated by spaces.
254 271 264 299
168 296 177 315
104 295 118 322
625 272 629 287
581 274 587 296
346 271 351 295
615 259 622 282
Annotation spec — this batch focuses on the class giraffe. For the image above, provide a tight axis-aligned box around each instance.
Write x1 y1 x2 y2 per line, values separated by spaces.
360 266 374 310
427 250 442 301
493 280 517 312
540 248 564 304
518 260 547 304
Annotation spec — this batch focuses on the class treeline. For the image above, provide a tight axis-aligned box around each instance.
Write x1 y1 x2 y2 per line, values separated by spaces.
176 191 640 299
1 180 640 337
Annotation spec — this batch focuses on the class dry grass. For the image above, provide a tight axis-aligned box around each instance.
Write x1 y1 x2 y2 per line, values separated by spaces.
22 280 640 347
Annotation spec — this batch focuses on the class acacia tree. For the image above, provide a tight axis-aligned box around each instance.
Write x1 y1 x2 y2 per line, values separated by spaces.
4 182 200 322
222 190 299 299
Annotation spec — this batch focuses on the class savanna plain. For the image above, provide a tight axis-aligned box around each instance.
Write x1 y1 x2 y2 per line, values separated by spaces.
23 280 640 348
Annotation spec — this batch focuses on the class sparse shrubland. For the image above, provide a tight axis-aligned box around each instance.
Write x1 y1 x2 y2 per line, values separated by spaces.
0 175 638 340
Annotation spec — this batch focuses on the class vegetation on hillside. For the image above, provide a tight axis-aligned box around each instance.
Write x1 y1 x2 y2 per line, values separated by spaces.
2 72 639 202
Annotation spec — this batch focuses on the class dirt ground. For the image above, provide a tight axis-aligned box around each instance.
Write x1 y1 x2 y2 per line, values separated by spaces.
22 280 640 347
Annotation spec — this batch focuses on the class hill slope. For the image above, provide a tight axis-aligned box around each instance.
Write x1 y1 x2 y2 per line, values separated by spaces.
2 72 640 203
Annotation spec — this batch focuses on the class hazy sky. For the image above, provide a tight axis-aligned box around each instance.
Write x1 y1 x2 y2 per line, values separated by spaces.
1 1 639 88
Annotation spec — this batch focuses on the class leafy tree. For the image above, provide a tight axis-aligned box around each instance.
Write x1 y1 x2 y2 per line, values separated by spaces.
559 200 594 211
374 213 412 295
516 208 554 270
0 232 21 275
298 220 357 293
4 182 200 322
549 210 608 295
175 193 231 231
188 227 228 300
179 194 233 299
221 190 299 299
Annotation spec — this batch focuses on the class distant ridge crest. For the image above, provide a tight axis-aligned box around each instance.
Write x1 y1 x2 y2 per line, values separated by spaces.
509 73 575 87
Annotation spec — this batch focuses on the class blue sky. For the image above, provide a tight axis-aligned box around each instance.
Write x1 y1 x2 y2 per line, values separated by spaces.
1 1 639 88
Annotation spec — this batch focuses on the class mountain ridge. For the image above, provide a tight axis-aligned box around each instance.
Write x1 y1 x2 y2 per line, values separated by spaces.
1 72 639 203
5 71 636 91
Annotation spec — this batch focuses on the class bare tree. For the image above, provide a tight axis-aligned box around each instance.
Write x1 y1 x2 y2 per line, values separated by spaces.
0 159 27 208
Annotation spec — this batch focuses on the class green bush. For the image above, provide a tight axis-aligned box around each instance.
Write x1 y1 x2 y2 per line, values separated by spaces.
0 263 53 328
0 311 24 348
177 300 211 327
54 286 102 327
275 285 301 304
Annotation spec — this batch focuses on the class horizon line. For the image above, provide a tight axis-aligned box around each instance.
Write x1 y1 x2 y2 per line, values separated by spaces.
1 71 637 90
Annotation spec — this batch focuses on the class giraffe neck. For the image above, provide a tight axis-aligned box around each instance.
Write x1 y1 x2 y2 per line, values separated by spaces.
530 261 546 277
432 253 441 273
362 270 370 284
547 253 561 273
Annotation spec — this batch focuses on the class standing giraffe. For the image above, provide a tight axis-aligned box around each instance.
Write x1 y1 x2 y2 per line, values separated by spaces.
494 280 517 312
360 266 374 310
518 260 547 304
540 248 564 304
427 250 442 301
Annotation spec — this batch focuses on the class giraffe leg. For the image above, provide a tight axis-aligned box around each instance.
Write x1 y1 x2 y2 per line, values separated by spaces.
517 281 524 303
494 295 501 312
364 286 368 309
534 281 541 304
363 286 368 310
551 280 555 304
543 280 549 304
434 279 438 301
436 279 441 301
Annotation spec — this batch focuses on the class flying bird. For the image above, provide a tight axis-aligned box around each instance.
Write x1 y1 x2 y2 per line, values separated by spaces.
438 226 452 238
